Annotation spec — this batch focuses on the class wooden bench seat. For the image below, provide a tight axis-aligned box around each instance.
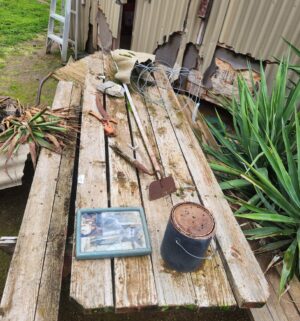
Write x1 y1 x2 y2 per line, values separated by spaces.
0 81 81 321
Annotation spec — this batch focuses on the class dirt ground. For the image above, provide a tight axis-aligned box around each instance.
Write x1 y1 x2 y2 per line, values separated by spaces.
0 37 250 321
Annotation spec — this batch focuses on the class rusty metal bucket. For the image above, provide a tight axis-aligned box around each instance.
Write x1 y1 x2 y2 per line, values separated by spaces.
161 202 216 272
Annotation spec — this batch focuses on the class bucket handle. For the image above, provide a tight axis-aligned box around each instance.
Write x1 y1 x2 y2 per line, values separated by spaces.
175 238 217 260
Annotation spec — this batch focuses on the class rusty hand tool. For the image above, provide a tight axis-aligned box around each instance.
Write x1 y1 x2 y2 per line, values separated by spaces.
109 143 154 176
89 92 118 137
88 110 116 137
95 92 117 124
123 84 176 201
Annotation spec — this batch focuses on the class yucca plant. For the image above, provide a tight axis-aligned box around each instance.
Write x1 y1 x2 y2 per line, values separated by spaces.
204 57 300 195
0 105 78 168
197 52 300 293
217 112 300 293
279 39 300 76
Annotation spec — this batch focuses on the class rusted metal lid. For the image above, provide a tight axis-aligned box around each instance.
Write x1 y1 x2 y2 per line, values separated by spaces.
171 202 215 239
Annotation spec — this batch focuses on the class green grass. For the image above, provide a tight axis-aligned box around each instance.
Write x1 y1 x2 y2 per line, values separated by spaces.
0 0 50 58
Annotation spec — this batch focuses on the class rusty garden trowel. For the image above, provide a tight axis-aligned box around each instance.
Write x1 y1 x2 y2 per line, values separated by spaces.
123 84 176 201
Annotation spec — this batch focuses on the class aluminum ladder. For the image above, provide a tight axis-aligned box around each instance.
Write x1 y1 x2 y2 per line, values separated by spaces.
46 0 78 62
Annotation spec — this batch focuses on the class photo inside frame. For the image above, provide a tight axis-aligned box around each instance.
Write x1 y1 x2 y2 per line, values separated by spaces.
79 210 147 254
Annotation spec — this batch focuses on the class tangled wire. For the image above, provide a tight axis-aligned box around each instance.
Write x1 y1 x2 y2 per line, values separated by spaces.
130 61 202 113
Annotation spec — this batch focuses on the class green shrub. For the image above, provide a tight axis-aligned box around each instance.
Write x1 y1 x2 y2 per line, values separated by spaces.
201 54 300 293
205 57 300 196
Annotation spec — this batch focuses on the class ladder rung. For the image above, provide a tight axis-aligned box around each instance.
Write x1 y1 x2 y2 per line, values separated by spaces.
50 13 65 24
48 33 63 45
47 0 78 61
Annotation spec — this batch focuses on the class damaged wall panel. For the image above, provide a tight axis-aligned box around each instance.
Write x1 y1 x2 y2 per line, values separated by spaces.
71 0 93 51
74 0 121 51
186 47 261 106
97 9 113 51
201 0 300 81
74 0 300 100
219 0 300 62
155 32 183 67
130 0 201 53
98 0 123 39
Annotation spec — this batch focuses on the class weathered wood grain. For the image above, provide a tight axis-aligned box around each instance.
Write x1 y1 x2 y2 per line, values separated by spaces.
253 258 289 321
153 69 269 308
249 256 300 321
287 277 300 315
70 52 114 311
0 150 60 321
128 91 196 307
103 53 157 312
249 305 274 321
35 83 81 321
129 89 235 308
178 95 219 150
276 264 300 316
143 85 235 307
266 271 299 321
0 81 72 321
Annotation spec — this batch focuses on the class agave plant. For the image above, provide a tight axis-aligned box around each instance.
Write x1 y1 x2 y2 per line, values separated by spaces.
217 112 300 294
204 56 300 195
0 105 77 168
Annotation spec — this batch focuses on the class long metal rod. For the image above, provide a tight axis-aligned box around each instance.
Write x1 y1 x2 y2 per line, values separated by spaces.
123 83 162 179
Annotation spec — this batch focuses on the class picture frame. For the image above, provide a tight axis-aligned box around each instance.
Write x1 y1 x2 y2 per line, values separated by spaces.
76 207 152 260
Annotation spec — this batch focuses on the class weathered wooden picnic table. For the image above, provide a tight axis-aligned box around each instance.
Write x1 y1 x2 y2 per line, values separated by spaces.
70 51 269 315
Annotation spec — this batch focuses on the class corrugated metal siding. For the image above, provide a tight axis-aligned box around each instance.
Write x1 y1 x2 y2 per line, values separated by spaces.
219 0 300 62
199 0 230 73
182 0 201 47
76 0 300 85
75 0 122 51
131 0 201 53
98 0 122 38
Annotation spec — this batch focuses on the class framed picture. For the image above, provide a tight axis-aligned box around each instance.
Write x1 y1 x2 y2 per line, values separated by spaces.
76 207 151 260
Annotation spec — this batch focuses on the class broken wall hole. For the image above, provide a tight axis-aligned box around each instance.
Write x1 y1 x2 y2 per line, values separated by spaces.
176 42 199 92
119 0 136 50
154 32 183 68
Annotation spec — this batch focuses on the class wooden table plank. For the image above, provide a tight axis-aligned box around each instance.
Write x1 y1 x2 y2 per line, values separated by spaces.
267 271 299 321
276 265 300 315
153 69 269 308
70 52 114 311
128 91 197 308
287 277 300 314
0 82 71 321
139 85 235 308
103 54 157 312
178 95 219 150
250 305 275 321
35 83 81 321
250 256 300 321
